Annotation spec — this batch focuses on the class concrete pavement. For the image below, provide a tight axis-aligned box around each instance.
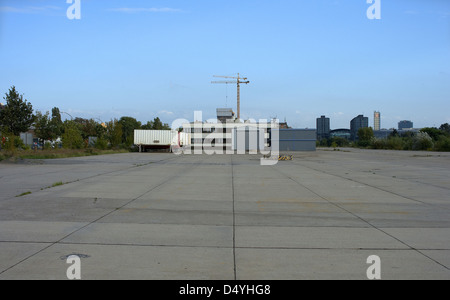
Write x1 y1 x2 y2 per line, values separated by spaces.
0 149 449 279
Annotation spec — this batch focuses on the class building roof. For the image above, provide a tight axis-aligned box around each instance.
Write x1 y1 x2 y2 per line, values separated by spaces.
330 128 351 133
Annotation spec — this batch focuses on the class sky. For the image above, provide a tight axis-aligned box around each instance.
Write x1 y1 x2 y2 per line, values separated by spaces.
1 0 449 129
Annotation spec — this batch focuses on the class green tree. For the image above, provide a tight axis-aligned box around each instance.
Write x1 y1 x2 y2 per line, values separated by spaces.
0 86 34 135
50 107 63 137
330 137 349 147
435 136 450 152
153 117 164 130
35 108 64 142
106 119 122 148
141 120 154 130
439 123 450 136
141 117 171 130
62 121 83 149
34 111 56 142
357 127 374 147
152 117 171 130
95 122 107 139
412 132 433 150
83 119 98 140
73 118 98 140
389 129 399 138
420 127 443 142
119 116 141 146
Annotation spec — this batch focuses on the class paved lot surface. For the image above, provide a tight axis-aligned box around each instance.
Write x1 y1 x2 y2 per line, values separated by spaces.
0 149 449 280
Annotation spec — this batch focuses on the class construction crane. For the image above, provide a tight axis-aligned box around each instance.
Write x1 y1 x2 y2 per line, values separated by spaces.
212 73 250 120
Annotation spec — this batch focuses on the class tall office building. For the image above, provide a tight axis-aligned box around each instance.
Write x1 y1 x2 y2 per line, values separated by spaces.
374 111 380 131
398 120 413 130
316 115 330 140
350 114 369 141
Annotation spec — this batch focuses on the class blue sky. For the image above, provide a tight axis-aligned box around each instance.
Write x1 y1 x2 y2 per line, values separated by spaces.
1 0 449 129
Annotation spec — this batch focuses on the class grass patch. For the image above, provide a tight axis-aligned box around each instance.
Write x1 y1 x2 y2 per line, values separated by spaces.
52 181 65 187
0 152 13 162
16 191 32 197
4 148 129 160
41 180 70 191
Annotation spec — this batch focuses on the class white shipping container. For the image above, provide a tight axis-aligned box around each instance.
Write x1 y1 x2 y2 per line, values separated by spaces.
134 130 191 146
177 131 191 146
134 130 176 146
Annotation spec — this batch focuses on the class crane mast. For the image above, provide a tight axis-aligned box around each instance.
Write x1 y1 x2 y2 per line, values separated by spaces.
212 73 250 120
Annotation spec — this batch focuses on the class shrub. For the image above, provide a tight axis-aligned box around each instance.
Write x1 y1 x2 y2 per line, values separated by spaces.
371 138 386 149
331 137 349 147
386 136 404 150
14 135 25 149
1 132 19 153
412 132 433 151
62 125 83 149
435 136 450 152
44 141 52 150
95 137 109 150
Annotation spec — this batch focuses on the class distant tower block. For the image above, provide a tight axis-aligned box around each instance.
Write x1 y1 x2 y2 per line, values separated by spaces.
316 115 330 140
398 120 413 130
374 111 381 131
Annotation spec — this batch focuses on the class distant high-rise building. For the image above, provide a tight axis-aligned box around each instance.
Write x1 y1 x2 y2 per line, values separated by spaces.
316 115 330 140
350 114 369 141
374 111 381 131
398 120 413 130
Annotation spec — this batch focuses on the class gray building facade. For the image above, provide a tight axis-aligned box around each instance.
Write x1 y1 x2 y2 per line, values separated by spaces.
316 115 330 140
350 115 369 141
278 129 316 152
398 120 413 130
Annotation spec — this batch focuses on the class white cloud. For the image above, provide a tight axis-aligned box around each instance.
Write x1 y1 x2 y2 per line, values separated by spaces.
0 5 62 14
108 7 182 13
158 110 174 116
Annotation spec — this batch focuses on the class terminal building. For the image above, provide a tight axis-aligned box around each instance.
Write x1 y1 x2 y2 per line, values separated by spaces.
330 128 351 140
182 108 316 153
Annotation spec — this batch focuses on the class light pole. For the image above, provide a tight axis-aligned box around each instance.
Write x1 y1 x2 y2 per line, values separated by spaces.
61 111 73 121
